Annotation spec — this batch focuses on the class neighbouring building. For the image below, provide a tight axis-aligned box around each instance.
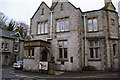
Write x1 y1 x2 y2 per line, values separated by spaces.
23 0 120 71
0 28 24 66
118 1 120 24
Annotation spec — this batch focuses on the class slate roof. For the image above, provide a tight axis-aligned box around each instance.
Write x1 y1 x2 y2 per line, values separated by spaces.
0 28 14 39
0 28 24 40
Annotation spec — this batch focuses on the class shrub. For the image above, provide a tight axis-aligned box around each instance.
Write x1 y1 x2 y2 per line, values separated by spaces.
82 65 96 71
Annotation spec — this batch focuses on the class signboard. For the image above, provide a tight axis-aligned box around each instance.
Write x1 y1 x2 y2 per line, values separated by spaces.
39 62 48 70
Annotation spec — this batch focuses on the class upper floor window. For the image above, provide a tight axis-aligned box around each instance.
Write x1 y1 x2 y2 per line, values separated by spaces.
41 8 44 15
60 4 63 11
58 40 68 59
56 18 69 32
14 44 18 51
1 42 9 50
1 43 4 49
37 21 48 34
111 19 115 26
87 17 98 32
89 41 99 59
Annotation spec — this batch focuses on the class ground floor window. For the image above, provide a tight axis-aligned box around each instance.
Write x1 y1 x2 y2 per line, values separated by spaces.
58 40 68 59
89 41 99 59
25 48 35 58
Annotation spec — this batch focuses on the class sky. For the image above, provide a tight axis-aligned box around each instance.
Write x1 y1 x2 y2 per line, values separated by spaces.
0 0 120 25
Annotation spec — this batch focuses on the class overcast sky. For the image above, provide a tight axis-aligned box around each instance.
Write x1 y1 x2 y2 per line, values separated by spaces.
0 0 119 25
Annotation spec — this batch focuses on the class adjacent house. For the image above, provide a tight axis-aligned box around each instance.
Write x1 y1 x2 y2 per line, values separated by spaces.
0 28 24 66
23 0 119 71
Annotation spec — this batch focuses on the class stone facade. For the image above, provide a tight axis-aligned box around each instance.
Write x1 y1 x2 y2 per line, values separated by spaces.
0 29 24 66
24 0 119 71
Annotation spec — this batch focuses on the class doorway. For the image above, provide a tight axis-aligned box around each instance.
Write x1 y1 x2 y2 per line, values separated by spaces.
41 51 48 61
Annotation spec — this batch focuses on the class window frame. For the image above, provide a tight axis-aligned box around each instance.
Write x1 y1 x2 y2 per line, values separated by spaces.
110 19 115 26
87 17 98 32
37 21 48 35
14 44 19 51
4 43 9 51
58 40 68 60
89 40 100 59
26 48 35 58
56 17 69 33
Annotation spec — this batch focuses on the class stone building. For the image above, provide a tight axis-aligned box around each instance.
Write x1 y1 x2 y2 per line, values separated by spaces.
23 0 119 71
0 29 24 66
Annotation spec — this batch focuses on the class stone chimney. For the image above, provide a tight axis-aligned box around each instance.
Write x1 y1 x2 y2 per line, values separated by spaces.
104 0 112 5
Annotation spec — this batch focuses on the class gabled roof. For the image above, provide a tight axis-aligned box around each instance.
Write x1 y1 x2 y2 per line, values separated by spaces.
50 0 81 11
31 1 50 19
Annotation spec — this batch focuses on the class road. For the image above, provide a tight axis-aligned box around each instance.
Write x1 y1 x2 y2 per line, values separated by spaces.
1 66 120 80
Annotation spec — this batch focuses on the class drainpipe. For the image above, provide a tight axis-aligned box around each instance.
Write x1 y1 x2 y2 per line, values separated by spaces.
83 14 87 66
50 11 53 39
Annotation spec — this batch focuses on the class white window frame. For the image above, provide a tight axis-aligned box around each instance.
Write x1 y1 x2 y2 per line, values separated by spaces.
89 41 99 59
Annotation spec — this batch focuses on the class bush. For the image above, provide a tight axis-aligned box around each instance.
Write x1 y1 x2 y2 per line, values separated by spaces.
82 66 96 71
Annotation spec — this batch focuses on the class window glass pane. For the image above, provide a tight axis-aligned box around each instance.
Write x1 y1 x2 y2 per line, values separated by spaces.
65 18 69 31
28 49 31 56
59 48 62 58
93 18 98 31
56 20 60 32
88 19 92 31
95 48 98 58
32 49 34 56
61 19 64 31
95 41 98 47
113 44 116 56
64 48 67 58
90 41 94 47
64 41 67 47
38 23 41 34
45 22 48 33
59 41 62 47
41 23 44 34
5 43 8 50
90 48 94 58
14 44 18 51
2 43 4 48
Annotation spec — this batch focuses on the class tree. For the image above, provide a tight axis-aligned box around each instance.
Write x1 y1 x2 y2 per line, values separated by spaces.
5 19 16 31
14 22 29 39
0 12 8 28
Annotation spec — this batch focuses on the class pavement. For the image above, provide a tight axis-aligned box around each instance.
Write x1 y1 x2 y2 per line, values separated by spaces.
1 66 120 80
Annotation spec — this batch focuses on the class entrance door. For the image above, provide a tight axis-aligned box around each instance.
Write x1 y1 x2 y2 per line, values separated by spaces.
4 56 8 66
41 51 47 61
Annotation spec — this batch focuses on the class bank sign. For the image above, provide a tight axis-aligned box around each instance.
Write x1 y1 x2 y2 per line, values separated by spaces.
39 62 48 70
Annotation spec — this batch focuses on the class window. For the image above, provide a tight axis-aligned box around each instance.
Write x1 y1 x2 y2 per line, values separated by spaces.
32 49 34 56
56 18 69 32
45 22 48 33
111 19 115 26
70 57 73 63
4 43 8 50
37 21 48 34
1 43 4 49
88 17 98 32
27 48 34 57
58 41 68 59
38 23 41 34
14 44 18 51
41 8 44 15
60 4 63 11
89 41 99 59
41 22 44 34
113 44 117 56
28 49 31 56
